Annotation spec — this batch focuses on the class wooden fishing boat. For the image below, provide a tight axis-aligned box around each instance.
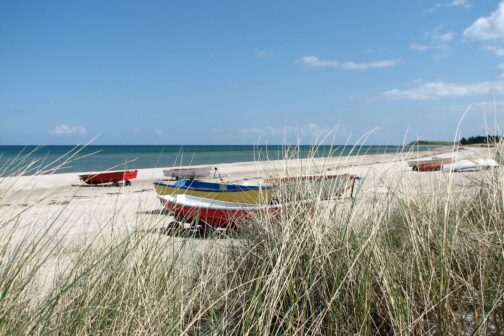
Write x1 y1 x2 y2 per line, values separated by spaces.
79 170 138 186
264 173 359 201
158 194 279 228
409 157 453 170
415 162 443 172
153 179 272 204
163 166 213 180
442 159 499 172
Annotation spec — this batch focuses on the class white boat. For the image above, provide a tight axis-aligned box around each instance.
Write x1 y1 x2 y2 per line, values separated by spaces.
264 173 359 201
408 157 453 168
163 166 213 179
158 194 277 228
474 159 500 168
442 159 499 172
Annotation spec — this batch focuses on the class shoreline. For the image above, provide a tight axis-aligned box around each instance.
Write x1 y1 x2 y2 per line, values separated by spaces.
0 145 494 219
0 144 439 178
0 145 494 235
0 146 455 191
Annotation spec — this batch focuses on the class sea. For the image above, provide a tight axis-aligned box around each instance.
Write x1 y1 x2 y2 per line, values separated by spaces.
0 145 432 176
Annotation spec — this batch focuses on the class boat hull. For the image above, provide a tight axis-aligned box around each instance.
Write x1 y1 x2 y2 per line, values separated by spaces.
79 170 138 185
264 174 358 201
408 157 453 169
442 159 499 172
153 180 272 204
416 162 443 171
163 166 212 179
159 194 277 228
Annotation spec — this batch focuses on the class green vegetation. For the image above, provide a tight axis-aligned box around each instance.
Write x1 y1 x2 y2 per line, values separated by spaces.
409 135 503 146
0 146 502 334
408 140 455 146
460 135 503 145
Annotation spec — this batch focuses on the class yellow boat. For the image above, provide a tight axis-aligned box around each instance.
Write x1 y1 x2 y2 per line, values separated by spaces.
153 179 272 204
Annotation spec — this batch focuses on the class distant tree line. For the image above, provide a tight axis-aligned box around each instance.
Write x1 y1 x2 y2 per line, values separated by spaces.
459 135 503 145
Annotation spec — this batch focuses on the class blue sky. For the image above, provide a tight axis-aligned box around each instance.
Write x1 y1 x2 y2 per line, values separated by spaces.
1 0 504 145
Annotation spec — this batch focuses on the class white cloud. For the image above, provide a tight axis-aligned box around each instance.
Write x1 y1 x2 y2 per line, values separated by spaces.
296 56 400 70
485 45 504 56
409 43 444 51
426 26 454 43
409 43 430 51
464 2 504 41
241 123 335 139
154 129 163 135
437 31 454 42
341 60 400 70
426 3 443 13
253 48 276 57
410 26 454 52
441 100 504 113
363 47 385 54
297 56 338 67
426 1 472 12
379 80 504 100
451 0 472 8
49 124 87 135
498 63 504 79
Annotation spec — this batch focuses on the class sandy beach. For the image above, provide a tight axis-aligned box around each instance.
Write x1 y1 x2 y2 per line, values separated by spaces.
0 145 501 333
0 145 495 243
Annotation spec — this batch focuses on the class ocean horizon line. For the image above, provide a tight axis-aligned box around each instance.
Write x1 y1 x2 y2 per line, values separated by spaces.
0 143 444 147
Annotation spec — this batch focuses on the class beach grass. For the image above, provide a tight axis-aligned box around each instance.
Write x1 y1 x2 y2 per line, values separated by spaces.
0 144 502 335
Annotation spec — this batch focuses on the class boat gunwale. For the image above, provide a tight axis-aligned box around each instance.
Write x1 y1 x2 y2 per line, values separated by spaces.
153 179 272 192
158 194 276 211
264 173 356 184
78 169 138 178
163 166 212 172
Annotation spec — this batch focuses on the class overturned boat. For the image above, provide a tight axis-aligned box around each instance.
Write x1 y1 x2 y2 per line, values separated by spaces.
409 157 453 171
442 159 499 172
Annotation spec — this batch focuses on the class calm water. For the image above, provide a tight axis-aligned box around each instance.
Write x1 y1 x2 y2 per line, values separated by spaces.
0 145 431 176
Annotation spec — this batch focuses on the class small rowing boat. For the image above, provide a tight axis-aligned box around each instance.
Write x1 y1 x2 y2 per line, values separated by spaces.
442 159 499 172
409 157 453 171
158 194 279 228
264 173 359 201
79 170 138 186
416 162 443 172
163 166 213 180
153 179 272 204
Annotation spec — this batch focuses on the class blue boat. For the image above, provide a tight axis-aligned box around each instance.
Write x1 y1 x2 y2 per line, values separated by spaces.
153 179 272 204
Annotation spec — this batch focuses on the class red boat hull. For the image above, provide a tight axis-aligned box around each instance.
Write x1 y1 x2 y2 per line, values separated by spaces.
159 197 279 228
79 170 138 185
415 162 443 172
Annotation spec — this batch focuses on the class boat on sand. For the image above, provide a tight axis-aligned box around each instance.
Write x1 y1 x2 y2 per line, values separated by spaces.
415 162 444 172
158 194 279 228
153 179 272 204
409 157 453 171
442 159 499 172
79 170 138 186
264 173 359 201
163 166 213 180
